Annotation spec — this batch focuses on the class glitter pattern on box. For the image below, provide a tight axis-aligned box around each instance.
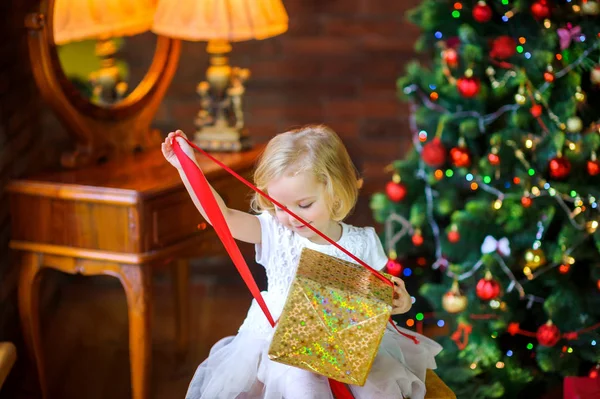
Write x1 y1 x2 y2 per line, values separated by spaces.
268 247 393 386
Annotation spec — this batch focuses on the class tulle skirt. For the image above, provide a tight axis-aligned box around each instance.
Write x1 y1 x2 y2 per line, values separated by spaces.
185 322 442 399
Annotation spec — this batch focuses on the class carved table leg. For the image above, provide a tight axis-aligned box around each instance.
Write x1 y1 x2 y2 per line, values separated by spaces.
115 264 152 399
170 259 190 359
18 252 48 398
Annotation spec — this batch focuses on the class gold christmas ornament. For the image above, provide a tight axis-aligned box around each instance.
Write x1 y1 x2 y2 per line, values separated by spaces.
442 280 468 313
582 0 600 15
515 84 527 105
586 220 599 234
514 93 526 105
575 87 586 103
524 248 546 269
493 198 503 210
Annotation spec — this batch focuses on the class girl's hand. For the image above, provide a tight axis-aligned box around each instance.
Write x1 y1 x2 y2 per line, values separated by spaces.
390 276 412 315
161 130 196 169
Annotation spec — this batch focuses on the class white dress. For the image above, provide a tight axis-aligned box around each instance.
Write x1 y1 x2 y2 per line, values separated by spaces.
186 212 442 399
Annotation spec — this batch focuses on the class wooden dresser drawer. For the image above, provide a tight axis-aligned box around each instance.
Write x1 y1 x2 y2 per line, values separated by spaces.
144 169 253 251
9 193 138 253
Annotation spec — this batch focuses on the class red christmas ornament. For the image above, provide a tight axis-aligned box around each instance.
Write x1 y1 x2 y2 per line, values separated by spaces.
457 76 481 98
549 156 571 180
488 152 500 166
447 229 460 243
530 104 543 118
591 65 600 86
473 1 493 23
587 159 600 176
386 181 407 202
412 230 424 246
521 196 532 208
558 263 570 274
385 258 403 276
489 36 516 60
536 320 561 347
442 48 459 68
531 0 551 20
476 271 501 301
450 146 471 167
543 70 555 83
422 138 447 167
507 322 520 335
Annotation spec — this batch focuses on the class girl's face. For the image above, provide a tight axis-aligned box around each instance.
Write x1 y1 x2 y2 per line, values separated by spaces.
267 170 339 243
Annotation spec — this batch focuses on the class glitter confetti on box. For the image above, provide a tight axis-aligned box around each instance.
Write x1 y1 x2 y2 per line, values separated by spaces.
268 247 393 386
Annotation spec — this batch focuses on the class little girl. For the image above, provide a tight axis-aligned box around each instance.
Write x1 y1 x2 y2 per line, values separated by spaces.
162 125 442 399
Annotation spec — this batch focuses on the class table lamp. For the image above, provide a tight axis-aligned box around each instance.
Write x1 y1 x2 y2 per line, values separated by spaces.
152 0 288 152
53 0 157 106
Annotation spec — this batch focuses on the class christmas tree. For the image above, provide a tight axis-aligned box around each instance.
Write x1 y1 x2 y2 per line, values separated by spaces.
370 1 600 397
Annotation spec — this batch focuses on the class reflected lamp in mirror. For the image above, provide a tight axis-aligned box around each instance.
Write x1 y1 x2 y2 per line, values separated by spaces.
53 0 157 106
152 0 288 152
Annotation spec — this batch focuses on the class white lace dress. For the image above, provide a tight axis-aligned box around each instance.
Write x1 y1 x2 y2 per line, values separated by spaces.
186 212 442 399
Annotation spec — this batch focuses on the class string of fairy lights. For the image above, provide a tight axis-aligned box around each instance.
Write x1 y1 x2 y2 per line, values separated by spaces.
385 0 600 363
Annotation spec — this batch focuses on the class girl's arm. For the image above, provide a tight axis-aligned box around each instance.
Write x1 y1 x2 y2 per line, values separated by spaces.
163 131 262 244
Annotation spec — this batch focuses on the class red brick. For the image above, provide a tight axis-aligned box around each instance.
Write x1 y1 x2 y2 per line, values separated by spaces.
362 0 422 14
284 0 366 15
361 81 398 99
170 102 201 121
287 16 322 36
363 100 402 118
250 59 322 80
323 122 361 139
362 37 415 53
322 99 364 119
360 118 411 140
249 80 358 99
233 39 284 58
346 138 402 162
280 37 359 56
319 57 364 78
248 103 323 122
323 17 403 37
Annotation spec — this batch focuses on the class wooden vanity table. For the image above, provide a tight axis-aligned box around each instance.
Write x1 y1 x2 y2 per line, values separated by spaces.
8 145 263 399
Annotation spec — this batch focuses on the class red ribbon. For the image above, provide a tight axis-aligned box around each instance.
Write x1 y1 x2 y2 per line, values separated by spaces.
171 135 418 398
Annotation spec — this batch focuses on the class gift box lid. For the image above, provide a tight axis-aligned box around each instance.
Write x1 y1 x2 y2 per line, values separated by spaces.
297 248 393 304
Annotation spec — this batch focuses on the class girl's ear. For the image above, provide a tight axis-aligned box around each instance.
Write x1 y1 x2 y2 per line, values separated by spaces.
330 196 342 220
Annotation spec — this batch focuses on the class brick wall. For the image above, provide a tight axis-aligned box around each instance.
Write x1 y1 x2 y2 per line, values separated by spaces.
0 1 423 336
153 0 422 194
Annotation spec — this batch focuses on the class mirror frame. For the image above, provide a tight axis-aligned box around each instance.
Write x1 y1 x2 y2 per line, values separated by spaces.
25 0 181 168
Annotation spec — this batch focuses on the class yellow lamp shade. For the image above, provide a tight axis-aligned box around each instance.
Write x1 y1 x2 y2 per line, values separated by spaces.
53 0 157 45
152 0 288 42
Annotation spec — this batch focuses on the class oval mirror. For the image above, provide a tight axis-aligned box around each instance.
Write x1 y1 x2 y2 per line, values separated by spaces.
53 0 157 107
26 0 180 168
55 33 157 107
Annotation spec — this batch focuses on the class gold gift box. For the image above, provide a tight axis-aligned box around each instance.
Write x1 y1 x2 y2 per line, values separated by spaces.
268 247 393 386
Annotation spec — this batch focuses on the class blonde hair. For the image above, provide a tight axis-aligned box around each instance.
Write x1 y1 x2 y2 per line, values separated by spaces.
250 124 361 221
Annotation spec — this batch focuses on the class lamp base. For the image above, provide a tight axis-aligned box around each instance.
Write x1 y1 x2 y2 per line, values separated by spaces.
90 38 128 106
193 125 252 152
